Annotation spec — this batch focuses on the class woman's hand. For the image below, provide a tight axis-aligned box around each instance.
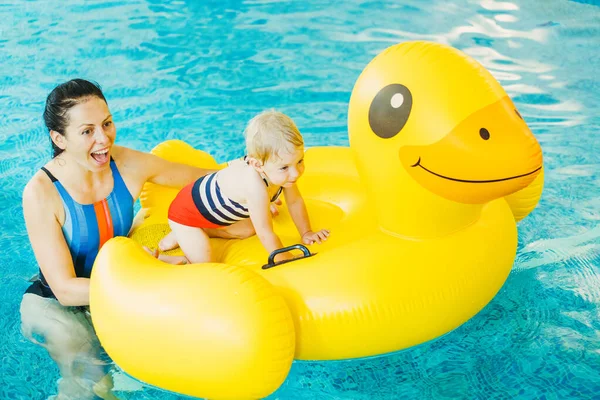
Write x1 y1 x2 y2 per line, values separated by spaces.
302 229 330 245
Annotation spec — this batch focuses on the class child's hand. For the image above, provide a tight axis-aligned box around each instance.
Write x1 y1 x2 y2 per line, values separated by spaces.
302 229 330 245
270 198 282 217
274 251 294 263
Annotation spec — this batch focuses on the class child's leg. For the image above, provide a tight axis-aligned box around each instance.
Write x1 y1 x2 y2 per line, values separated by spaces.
205 219 256 240
168 220 213 263
158 231 178 251
157 253 188 265
160 218 257 251
142 246 187 265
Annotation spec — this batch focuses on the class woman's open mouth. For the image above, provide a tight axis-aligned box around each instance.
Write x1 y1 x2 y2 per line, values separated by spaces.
91 148 110 165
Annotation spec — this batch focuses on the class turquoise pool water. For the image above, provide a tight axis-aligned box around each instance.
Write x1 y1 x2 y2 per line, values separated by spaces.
1 0 599 399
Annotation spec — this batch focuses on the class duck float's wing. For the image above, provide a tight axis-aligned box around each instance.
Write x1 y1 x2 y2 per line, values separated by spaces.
90 237 295 400
504 166 545 222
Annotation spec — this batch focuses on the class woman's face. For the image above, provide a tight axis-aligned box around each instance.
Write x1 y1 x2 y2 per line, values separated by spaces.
58 96 116 171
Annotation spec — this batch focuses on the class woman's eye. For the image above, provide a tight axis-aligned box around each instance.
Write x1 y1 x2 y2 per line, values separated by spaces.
104 121 113 127
280 166 289 171
82 129 91 135
298 159 304 165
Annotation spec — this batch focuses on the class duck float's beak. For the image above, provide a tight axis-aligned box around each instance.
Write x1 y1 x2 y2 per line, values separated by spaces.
400 96 543 204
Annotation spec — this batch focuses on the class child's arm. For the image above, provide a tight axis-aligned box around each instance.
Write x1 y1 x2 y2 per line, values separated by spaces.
284 184 330 245
246 182 293 262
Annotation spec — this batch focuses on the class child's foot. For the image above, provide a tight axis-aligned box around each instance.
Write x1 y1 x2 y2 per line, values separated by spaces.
158 254 188 265
143 246 159 258
159 231 179 252
144 245 187 265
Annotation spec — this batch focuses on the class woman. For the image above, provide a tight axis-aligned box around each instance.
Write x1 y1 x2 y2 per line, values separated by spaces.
19 79 255 399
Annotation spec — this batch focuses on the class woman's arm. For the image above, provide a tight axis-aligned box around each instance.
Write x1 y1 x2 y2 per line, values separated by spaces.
143 152 218 187
113 146 219 199
23 178 89 306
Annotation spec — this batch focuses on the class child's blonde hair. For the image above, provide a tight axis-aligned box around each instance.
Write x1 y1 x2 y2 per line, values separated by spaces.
244 110 304 163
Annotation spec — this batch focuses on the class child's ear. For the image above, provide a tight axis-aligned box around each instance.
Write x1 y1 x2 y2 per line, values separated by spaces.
246 156 264 172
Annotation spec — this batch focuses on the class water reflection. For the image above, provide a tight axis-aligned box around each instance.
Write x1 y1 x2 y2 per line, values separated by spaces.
516 225 600 270
480 0 520 11
494 13 518 22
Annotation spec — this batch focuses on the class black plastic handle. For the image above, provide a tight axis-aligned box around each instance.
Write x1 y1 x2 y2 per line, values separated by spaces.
262 244 315 270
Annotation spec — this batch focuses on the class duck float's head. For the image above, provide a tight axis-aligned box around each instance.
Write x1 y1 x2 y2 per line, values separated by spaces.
348 41 543 237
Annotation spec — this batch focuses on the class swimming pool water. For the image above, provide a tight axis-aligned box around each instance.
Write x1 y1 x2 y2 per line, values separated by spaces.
1 0 599 399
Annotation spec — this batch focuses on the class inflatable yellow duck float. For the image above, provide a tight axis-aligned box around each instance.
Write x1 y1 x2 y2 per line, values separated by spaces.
90 41 543 399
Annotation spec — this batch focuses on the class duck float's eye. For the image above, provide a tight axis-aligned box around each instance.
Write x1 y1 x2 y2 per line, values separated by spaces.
479 128 490 140
369 84 413 139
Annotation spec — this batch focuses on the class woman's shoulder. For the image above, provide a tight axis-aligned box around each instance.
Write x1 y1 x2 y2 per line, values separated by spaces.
112 145 161 170
24 167 54 193
23 168 61 209
111 145 137 164
111 145 147 177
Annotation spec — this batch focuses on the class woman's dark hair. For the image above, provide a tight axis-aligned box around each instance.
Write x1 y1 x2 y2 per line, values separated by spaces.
44 79 107 158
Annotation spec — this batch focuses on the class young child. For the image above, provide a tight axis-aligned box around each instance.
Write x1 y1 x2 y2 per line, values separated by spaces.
157 110 329 264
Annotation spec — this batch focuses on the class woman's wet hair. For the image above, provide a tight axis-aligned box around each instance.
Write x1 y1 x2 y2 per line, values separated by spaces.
44 79 107 158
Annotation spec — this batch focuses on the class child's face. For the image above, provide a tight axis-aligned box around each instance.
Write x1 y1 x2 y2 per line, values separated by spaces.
262 147 305 187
